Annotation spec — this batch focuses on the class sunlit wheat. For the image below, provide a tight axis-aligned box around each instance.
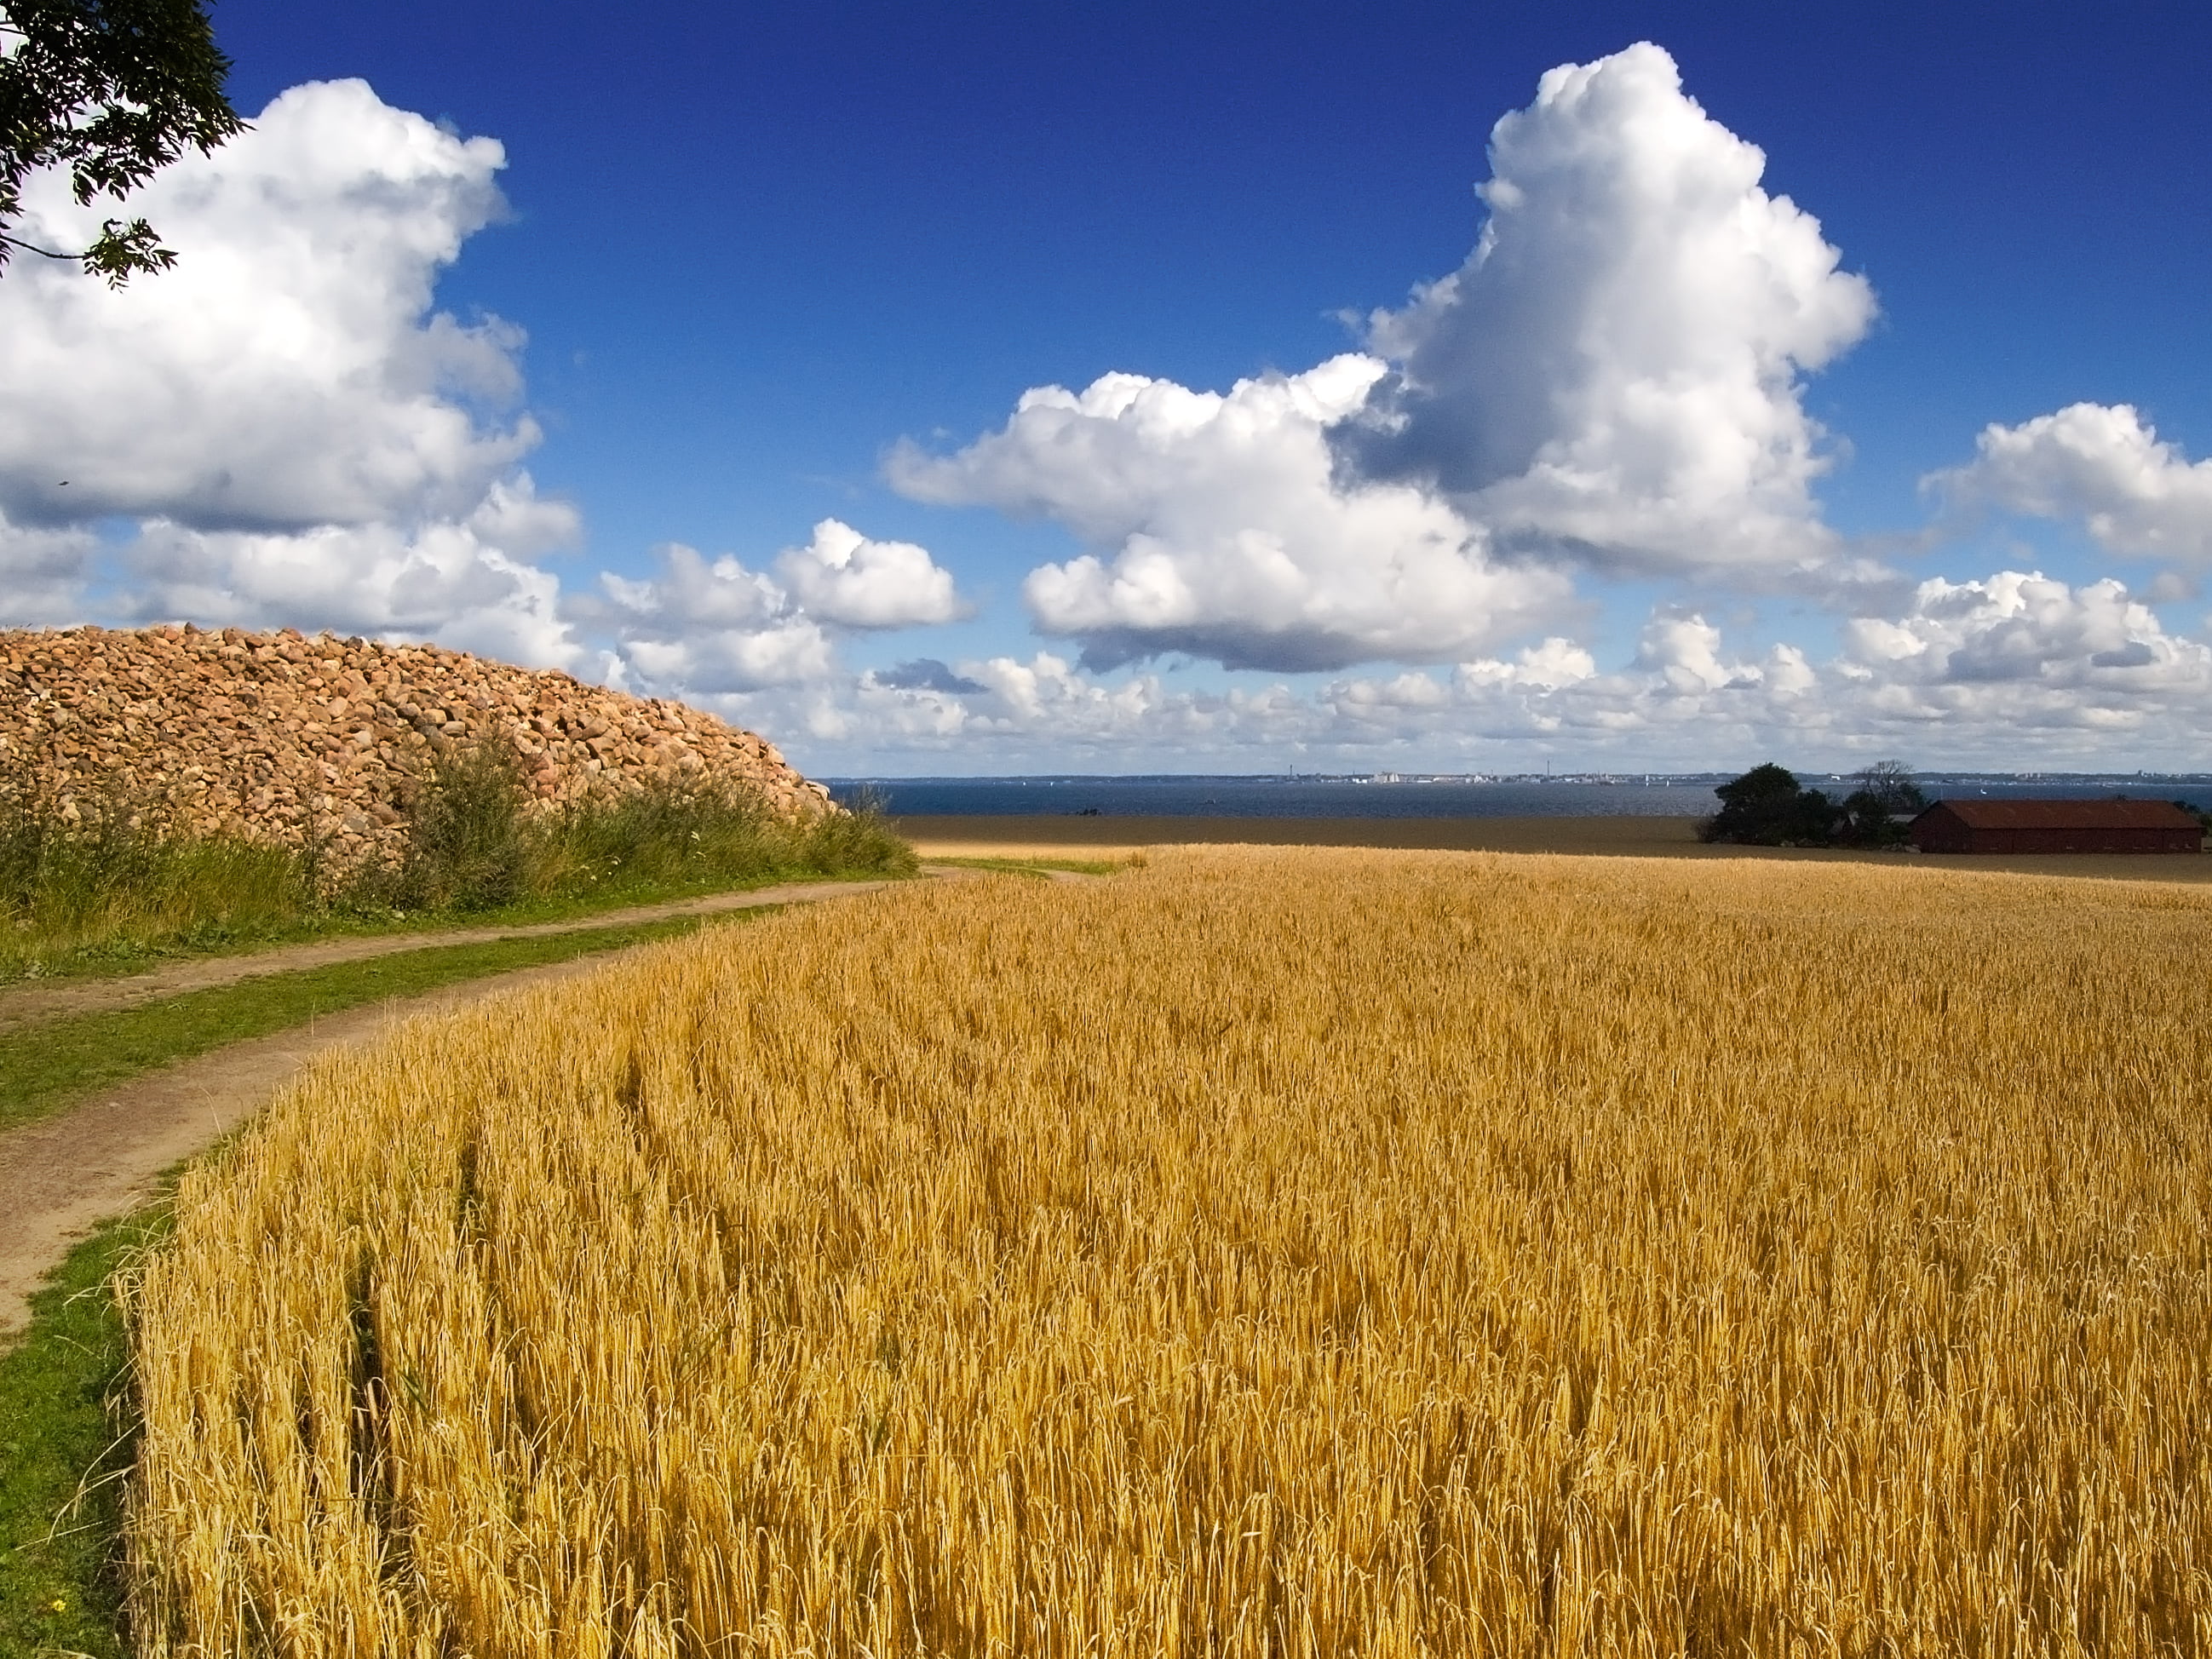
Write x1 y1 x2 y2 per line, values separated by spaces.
126 847 2212 1655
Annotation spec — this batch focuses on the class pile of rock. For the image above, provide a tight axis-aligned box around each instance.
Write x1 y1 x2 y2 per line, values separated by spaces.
0 624 836 871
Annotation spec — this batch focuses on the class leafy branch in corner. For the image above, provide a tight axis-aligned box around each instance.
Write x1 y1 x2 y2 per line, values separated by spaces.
0 0 244 286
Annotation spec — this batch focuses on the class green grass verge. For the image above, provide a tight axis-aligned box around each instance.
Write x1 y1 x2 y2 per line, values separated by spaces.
0 912 732 1134
0 861 893 993
0 1204 167 1659
3 756 916 992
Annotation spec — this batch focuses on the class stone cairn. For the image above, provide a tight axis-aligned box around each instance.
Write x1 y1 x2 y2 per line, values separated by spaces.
0 624 836 874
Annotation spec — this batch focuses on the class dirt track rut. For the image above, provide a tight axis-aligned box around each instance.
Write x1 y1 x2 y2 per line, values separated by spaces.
0 871 1003 1338
0 956 635 1337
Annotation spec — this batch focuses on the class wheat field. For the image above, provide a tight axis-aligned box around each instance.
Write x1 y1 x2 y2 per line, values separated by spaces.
126 848 2211 1656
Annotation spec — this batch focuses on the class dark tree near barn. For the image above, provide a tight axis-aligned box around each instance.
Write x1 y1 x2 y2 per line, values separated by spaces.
1836 760 1928 847
1699 762 1838 847
0 0 243 286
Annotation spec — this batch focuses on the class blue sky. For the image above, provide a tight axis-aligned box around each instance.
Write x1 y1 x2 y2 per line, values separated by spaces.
4 3 2211 772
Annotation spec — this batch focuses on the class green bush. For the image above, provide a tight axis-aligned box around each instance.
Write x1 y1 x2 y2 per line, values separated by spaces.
1 765 307 975
374 740 534 913
787 786 915 877
366 749 917 911
526 772 916 898
1701 760 1928 850
1834 761 1928 848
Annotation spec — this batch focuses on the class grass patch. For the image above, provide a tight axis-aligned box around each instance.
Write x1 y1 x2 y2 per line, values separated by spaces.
0 912 736 1134
0 779 313 985
1 759 913 990
0 1204 167 1659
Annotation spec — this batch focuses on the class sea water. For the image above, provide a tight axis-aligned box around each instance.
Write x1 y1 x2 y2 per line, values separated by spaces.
824 774 2212 820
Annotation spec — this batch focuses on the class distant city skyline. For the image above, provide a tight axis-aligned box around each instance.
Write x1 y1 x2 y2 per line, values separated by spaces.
3 3 2209 775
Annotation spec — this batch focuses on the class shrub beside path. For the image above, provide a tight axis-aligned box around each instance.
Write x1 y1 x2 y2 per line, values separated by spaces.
0 868 1023 1338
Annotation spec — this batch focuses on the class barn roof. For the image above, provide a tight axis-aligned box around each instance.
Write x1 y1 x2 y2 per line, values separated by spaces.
1912 798 2201 830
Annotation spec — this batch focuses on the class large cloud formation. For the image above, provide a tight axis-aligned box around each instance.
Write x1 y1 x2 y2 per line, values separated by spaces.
0 81 962 682
892 356 1574 671
774 520 966 630
0 79 526 533
117 480 579 669
7 59 2202 776
782 569 2208 772
1337 42 1874 572
892 42 1876 675
0 79 577 659
1929 403 2212 564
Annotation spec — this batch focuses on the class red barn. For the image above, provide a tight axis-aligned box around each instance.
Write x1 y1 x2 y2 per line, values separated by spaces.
1908 798 2203 854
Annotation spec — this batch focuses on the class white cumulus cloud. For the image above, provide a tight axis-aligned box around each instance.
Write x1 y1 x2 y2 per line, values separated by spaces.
114 481 579 668
1928 403 2212 563
0 78 526 533
597 544 836 693
1836 570 2211 721
0 79 592 665
1316 577 2203 760
890 43 1876 679
1330 577 2211 759
774 567 2209 773
1337 42 1875 576
776 519 967 629
595 522 964 696
847 652 1320 752
891 355 1575 672
0 78 968 685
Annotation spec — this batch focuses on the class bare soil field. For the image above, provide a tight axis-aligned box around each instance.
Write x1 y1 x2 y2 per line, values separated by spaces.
900 811 2212 881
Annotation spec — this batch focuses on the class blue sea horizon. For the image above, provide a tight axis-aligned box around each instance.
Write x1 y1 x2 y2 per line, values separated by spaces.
825 773 2212 821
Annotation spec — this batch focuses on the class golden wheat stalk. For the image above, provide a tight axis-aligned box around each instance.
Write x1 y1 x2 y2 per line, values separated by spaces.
124 849 2212 1655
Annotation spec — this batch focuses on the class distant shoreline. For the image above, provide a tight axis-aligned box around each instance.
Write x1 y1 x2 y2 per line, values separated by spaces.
899 812 1708 853
898 813 2212 882
842 774 2212 825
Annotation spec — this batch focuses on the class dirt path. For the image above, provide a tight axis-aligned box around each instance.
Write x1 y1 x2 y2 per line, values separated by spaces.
0 870 1026 1338
0 874 948 1034
0 955 645 1338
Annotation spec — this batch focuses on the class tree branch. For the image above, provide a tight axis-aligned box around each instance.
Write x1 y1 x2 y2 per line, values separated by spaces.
0 231 82 261
3 221 178 286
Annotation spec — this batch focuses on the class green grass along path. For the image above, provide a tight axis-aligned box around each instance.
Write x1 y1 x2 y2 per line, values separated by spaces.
0 1207 163 1659
0 913 728 1137
0 873 911 1035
